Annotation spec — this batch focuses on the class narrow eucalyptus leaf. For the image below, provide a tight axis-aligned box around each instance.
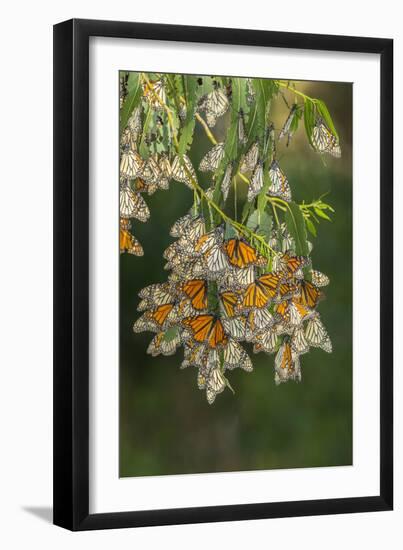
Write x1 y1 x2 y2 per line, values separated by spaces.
314 207 332 221
285 202 309 256
315 99 339 140
305 218 317 237
120 72 142 137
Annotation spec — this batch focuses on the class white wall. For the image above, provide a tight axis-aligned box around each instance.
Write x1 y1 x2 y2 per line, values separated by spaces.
0 1 400 548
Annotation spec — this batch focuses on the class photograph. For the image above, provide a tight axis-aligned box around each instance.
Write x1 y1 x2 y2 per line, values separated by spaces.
119 71 353 478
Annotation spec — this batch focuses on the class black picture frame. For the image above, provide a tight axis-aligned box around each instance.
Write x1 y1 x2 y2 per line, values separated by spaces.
53 18 393 531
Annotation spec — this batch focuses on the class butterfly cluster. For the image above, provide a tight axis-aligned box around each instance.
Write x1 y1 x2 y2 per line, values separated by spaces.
120 72 341 404
119 78 200 256
133 211 332 403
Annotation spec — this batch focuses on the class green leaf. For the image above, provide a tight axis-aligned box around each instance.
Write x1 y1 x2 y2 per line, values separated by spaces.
207 280 218 311
289 105 303 135
313 207 332 221
165 74 183 118
285 202 309 256
224 221 238 239
246 210 272 240
246 209 260 231
252 79 277 143
162 327 179 343
315 99 339 140
120 72 142 138
257 211 272 240
178 76 198 155
305 217 317 237
212 78 245 210
303 98 315 148
242 200 254 223
138 105 153 158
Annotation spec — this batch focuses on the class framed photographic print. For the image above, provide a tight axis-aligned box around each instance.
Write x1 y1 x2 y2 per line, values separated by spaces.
53 19 393 530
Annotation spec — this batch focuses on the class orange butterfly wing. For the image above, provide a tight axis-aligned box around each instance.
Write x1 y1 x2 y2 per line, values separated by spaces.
220 291 238 317
281 253 306 277
297 280 322 308
280 342 293 370
183 315 227 348
182 279 207 310
275 301 289 320
120 219 143 256
242 282 270 308
151 304 174 326
208 318 228 348
183 315 214 343
292 300 311 320
224 239 256 268
259 273 281 298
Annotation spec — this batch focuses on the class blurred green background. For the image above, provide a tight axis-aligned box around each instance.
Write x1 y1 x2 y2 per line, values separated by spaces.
120 78 352 477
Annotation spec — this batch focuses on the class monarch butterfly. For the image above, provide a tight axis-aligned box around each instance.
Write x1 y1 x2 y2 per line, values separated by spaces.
268 160 292 202
240 142 259 173
195 226 224 256
275 299 312 326
119 219 144 256
141 154 162 184
171 154 197 188
198 86 229 128
133 303 175 333
221 316 248 341
227 265 256 287
137 284 174 313
296 279 323 308
242 273 281 309
170 214 192 238
120 147 143 179
199 142 225 172
181 341 206 369
273 223 294 253
181 279 208 310
126 106 142 143
305 313 332 352
142 79 166 109
223 340 253 371
246 78 255 105
311 117 341 158
277 252 307 279
178 102 187 123
175 297 201 320
220 290 239 318
119 183 150 221
291 325 310 354
279 104 299 146
276 281 299 302
158 153 172 189
274 340 301 384
182 315 228 348
138 282 173 302
172 216 206 248
253 328 278 354
205 367 227 404
238 109 247 145
221 163 233 202
120 127 137 153
247 307 274 334
311 270 330 288
205 243 230 275
119 73 129 108
163 241 186 264
224 238 265 269
147 330 181 357
133 177 148 193
248 161 264 202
